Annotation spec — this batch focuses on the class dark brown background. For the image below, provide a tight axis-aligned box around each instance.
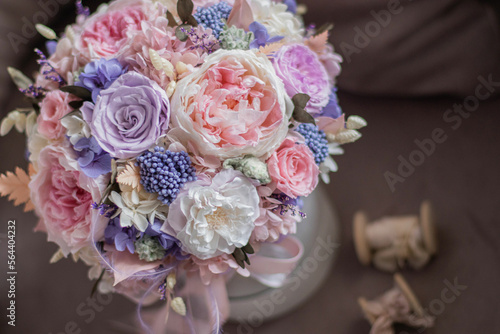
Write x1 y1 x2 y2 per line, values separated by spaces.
1 0 499 333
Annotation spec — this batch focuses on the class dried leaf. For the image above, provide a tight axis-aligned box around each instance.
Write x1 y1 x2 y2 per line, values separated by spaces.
0 167 34 212
166 10 178 27
292 93 316 125
177 0 194 23
116 161 141 189
315 23 333 36
258 42 284 57
7 67 33 90
306 31 329 53
186 15 198 27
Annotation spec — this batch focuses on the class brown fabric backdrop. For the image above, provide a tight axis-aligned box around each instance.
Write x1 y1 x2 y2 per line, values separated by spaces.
1 1 499 333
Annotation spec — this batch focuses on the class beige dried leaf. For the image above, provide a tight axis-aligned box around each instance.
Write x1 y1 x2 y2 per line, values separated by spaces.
116 161 141 189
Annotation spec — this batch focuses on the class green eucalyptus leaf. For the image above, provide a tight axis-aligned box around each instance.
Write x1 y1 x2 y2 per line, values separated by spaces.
60 85 92 101
177 0 194 23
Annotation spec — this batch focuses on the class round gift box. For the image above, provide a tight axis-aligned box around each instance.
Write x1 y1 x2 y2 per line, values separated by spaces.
226 185 339 324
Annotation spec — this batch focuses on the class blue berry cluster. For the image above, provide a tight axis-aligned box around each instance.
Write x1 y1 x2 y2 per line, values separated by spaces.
137 147 197 205
297 123 329 165
193 2 233 39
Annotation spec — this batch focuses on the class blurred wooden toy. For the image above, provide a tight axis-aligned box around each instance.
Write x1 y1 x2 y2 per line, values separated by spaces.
353 201 437 272
358 273 435 334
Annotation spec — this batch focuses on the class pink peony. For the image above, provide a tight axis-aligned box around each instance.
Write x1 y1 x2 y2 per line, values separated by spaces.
169 49 293 159
120 17 207 90
80 3 147 59
273 44 331 115
267 136 319 198
251 185 299 243
30 144 105 255
37 90 79 140
191 254 250 285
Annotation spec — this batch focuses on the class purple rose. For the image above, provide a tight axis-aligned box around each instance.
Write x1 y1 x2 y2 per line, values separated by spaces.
81 72 170 159
273 44 331 115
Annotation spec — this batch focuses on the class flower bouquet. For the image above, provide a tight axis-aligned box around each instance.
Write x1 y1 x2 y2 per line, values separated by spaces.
0 0 366 332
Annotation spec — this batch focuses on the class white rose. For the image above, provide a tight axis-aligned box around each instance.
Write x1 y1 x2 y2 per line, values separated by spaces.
163 169 260 259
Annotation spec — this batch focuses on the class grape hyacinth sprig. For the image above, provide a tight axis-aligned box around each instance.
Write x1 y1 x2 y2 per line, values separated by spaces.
137 147 197 205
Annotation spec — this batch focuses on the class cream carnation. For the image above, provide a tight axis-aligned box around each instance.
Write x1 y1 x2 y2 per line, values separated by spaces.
250 0 303 43
163 169 260 259
169 49 293 160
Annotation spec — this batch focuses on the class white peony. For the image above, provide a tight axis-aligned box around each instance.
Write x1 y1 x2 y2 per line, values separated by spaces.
250 0 304 43
163 169 260 259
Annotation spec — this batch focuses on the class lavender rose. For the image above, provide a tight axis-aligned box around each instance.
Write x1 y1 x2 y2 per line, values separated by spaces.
81 72 170 159
273 44 331 115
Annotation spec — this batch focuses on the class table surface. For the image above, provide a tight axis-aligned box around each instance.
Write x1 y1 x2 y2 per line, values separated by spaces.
1 2 499 334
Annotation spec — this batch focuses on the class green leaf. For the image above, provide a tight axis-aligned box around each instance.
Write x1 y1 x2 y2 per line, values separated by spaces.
177 0 194 23
242 243 255 255
166 11 178 27
60 86 92 101
69 100 84 110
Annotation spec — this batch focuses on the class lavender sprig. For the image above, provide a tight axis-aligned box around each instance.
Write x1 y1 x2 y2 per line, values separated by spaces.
20 85 46 99
92 202 118 218
180 27 219 54
272 193 307 218
35 48 66 87
76 0 90 17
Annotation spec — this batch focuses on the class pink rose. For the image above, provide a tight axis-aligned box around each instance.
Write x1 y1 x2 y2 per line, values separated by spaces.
38 90 78 140
80 4 146 59
30 144 105 255
267 136 319 198
170 50 293 159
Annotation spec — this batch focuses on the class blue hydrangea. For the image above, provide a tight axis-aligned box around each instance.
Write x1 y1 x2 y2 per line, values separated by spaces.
193 2 233 39
320 88 343 119
297 123 329 165
137 147 197 205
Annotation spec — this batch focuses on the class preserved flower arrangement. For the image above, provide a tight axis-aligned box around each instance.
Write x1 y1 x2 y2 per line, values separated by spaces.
0 0 366 332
